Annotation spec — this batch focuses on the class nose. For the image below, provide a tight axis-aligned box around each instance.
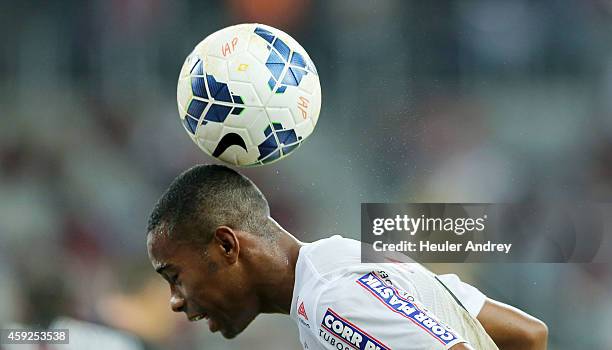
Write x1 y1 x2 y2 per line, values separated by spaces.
170 293 186 313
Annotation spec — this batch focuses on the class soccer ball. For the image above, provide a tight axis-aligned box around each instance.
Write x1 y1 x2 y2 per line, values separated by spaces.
177 23 321 166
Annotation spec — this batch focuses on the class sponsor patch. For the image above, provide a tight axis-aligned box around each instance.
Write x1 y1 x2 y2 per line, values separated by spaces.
356 272 460 346
318 328 353 350
320 308 390 350
298 301 309 320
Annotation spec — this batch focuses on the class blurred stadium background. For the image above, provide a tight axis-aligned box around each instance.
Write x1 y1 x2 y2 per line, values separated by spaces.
1 0 612 348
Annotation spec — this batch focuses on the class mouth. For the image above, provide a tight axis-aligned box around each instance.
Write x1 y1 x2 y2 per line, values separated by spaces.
188 312 209 322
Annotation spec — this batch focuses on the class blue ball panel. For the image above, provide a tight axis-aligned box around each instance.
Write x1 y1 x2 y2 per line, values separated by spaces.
290 52 306 68
261 149 281 164
184 116 199 134
190 59 204 75
273 38 291 62
277 129 298 144
206 74 223 98
255 27 275 43
263 125 273 137
281 69 298 86
268 77 276 90
266 62 284 80
282 143 300 155
267 50 285 65
231 95 244 104
204 104 232 122
291 68 307 84
215 84 232 103
191 77 207 98
187 99 207 119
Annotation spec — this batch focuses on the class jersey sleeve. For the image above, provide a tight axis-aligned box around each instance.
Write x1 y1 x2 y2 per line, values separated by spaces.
312 271 469 350
436 274 486 318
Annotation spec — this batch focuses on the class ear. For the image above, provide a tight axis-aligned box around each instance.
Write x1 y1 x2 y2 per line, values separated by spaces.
213 226 240 264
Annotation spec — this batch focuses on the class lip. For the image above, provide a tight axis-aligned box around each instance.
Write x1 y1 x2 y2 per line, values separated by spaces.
208 317 219 333
188 312 209 322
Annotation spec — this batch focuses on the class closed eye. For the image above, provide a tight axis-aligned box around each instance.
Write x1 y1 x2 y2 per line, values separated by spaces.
169 274 180 285
155 264 180 285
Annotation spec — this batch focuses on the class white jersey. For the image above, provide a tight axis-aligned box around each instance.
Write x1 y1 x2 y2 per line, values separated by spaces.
289 236 498 350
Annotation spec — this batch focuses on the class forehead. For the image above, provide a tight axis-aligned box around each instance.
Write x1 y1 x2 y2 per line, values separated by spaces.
147 229 205 271
147 232 181 269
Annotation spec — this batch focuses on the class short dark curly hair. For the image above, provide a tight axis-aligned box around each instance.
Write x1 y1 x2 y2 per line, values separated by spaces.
147 164 271 244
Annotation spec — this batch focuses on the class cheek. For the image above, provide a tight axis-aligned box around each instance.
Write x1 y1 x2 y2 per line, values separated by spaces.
187 263 251 313
177 274 208 304
185 278 211 301
184 273 228 308
207 272 247 310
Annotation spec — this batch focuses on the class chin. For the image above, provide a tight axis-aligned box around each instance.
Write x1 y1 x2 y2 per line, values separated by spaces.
221 332 237 339
220 320 251 339
220 328 239 339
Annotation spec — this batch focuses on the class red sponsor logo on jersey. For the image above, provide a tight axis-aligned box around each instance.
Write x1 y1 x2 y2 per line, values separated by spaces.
298 301 309 320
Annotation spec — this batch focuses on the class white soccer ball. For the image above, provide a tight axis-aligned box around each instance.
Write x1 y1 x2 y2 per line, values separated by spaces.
177 23 321 166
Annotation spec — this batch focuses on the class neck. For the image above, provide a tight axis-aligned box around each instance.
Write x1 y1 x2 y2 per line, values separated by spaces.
247 220 303 315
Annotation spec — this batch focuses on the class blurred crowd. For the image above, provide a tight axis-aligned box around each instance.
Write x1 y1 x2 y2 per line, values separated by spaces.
1 0 612 349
